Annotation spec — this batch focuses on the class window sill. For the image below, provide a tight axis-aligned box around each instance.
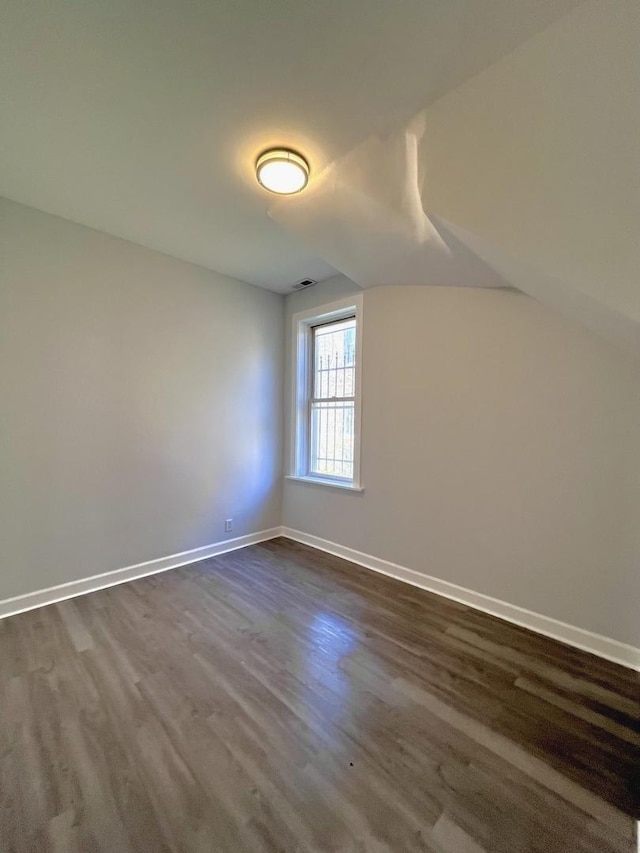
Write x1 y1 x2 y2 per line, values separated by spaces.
285 475 364 493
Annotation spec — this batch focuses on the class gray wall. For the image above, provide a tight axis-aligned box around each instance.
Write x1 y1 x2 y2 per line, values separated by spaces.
3 199 639 649
1 198 284 599
283 277 640 647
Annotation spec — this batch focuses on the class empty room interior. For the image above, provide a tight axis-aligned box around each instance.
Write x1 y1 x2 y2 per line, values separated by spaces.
1 1 639 851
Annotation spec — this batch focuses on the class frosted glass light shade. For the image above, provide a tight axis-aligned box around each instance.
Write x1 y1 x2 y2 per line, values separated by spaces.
256 149 309 194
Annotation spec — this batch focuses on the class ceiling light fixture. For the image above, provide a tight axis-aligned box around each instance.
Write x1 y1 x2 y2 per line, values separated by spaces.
256 148 309 195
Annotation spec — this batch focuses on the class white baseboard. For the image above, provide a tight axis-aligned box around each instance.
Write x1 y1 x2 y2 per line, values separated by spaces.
3 525 638 671
280 527 640 671
0 527 282 621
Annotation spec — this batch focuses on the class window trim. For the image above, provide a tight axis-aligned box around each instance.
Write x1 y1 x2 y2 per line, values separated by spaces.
290 295 363 491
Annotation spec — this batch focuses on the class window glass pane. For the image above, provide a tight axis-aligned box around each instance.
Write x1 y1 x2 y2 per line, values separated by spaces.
313 318 356 401
310 401 355 479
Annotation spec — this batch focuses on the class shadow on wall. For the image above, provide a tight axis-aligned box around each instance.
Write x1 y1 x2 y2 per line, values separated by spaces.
269 0 640 360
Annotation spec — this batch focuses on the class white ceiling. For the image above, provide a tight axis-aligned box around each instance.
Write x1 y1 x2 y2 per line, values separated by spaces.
0 0 582 292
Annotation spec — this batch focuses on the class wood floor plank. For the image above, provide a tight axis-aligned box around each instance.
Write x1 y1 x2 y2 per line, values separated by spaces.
432 813 486 853
0 537 637 852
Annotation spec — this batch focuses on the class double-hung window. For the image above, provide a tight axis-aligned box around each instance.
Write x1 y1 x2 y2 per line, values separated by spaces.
290 295 363 490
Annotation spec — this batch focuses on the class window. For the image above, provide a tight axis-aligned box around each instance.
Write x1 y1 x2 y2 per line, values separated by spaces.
310 317 356 479
290 296 363 490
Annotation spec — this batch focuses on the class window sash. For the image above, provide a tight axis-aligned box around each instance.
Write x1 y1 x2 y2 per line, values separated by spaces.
309 400 355 480
308 316 357 481
311 316 355 402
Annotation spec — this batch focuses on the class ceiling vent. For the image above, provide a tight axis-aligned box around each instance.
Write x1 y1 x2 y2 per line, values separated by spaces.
291 278 317 291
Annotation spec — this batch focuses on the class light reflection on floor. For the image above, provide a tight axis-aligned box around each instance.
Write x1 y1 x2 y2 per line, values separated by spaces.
304 610 358 710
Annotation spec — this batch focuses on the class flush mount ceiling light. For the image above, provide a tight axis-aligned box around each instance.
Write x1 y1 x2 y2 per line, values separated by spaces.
256 148 309 195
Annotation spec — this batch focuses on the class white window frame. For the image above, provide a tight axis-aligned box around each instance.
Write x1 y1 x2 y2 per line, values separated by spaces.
288 295 363 491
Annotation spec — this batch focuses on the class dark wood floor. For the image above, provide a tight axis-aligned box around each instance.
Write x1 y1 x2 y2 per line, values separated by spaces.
0 537 638 852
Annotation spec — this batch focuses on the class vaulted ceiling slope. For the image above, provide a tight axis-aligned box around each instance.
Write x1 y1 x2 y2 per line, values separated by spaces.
271 0 640 358
0 0 582 291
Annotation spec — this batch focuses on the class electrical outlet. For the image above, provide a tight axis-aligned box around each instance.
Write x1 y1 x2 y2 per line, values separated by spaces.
224 518 233 533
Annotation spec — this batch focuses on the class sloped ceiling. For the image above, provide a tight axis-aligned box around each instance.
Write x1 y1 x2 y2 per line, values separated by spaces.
0 0 583 291
270 0 640 358
2 0 637 356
